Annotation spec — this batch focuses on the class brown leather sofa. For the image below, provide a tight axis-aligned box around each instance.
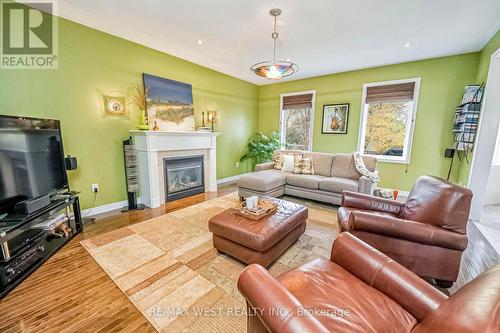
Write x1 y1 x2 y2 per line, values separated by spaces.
238 232 500 333
337 175 472 287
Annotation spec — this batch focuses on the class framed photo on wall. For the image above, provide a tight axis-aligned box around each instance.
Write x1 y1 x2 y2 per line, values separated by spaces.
322 103 349 134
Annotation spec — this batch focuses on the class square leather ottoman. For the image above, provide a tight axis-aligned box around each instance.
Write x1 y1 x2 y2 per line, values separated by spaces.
208 198 308 267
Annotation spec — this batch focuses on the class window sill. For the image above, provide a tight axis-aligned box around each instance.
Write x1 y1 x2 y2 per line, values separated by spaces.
363 154 410 164
377 159 410 165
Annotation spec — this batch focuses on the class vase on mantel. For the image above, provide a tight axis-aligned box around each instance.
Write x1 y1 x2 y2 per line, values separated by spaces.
136 109 149 130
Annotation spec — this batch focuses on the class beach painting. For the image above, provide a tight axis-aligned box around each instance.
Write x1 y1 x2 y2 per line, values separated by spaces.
143 73 195 131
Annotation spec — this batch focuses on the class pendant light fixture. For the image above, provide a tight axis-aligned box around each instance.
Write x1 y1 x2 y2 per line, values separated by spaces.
251 8 298 80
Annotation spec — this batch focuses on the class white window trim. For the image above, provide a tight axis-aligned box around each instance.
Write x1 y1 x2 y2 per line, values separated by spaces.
279 90 316 152
357 78 421 164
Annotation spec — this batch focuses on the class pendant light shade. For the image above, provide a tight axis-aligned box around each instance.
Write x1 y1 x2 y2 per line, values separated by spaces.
251 61 299 80
251 9 298 80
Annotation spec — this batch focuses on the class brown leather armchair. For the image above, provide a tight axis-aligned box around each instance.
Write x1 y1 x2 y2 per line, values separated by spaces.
337 175 472 287
238 232 500 333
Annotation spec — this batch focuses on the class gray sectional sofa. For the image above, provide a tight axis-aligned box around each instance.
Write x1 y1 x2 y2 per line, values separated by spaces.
238 150 378 205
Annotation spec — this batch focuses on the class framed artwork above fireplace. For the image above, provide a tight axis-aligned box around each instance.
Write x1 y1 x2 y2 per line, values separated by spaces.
143 73 195 131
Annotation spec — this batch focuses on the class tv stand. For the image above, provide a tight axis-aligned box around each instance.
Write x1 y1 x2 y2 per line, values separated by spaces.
0 193 83 298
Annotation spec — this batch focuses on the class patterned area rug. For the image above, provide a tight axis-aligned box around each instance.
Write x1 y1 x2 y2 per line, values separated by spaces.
81 193 339 332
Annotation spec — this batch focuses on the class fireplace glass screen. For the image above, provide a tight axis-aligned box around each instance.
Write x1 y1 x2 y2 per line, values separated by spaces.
164 156 205 201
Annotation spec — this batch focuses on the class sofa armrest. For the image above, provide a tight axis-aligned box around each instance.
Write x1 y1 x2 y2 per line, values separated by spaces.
331 233 448 322
358 175 377 195
255 162 275 172
238 264 330 333
349 211 468 251
342 190 404 215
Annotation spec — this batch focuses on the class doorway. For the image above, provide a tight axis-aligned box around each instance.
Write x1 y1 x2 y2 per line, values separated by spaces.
468 48 500 252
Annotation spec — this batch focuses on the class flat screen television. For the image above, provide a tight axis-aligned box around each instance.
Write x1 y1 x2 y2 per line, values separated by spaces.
0 115 68 211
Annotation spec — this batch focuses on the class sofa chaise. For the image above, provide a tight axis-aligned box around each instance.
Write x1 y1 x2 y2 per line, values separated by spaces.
238 150 378 205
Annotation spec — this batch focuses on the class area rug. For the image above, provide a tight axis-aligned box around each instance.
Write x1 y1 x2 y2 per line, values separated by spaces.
80 193 339 333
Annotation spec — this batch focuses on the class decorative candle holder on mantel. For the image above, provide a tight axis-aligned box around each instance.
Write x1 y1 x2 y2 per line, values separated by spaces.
207 111 217 132
197 111 212 132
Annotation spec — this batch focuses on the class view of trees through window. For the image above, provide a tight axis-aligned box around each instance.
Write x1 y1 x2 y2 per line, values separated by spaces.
363 102 411 157
282 108 312 150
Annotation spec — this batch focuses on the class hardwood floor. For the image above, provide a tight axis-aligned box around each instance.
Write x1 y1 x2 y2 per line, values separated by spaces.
0 185 236 333
450 221 500 293
0 183 497 332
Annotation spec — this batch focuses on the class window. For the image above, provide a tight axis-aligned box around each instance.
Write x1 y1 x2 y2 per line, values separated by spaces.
280 91 316 151
358 78 420 163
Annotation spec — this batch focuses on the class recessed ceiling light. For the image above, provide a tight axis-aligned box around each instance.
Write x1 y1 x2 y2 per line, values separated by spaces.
286 58 291 62
197 40 203 45
404 42 411 48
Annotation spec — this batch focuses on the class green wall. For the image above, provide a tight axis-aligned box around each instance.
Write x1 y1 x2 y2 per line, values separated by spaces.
258 54 479 191
0 18 258 209
1 12 496 209
457 28 500 186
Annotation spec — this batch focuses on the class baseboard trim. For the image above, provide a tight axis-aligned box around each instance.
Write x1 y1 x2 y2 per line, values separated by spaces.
82 174 246 217
217 173 246 185
81 200 128 217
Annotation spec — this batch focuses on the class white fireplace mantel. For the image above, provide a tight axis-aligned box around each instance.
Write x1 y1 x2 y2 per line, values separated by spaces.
130 130 220 208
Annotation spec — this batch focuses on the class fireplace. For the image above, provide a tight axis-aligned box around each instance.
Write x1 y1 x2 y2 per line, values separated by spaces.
164 155 205 201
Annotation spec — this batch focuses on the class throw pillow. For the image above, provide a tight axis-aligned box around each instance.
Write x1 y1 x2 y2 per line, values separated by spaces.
294 157 315 174
274 154 283 170
293 156 303 174
300 157 315 175
281 154 295 172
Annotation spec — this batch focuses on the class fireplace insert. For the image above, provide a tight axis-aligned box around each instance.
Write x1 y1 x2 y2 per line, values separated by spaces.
164 156 205 201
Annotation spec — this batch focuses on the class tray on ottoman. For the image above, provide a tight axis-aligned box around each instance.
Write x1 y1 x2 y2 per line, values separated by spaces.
231 199 277 220
208 197 308 267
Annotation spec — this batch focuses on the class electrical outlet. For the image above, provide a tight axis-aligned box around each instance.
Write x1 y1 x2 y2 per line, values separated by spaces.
235 161 240 168
91 183 99 193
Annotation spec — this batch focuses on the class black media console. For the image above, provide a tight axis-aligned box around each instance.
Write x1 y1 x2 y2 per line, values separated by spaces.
0 193 83 298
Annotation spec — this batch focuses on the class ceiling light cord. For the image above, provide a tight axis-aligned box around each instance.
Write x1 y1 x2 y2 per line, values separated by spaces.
250 8 298 80
272 15 278 64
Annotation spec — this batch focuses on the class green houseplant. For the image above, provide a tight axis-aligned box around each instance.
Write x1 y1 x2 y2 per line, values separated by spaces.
240 131 281 169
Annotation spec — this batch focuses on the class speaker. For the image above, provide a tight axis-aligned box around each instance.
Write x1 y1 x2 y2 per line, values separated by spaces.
444 148 455 158
65 155 78 170
15 194 51 215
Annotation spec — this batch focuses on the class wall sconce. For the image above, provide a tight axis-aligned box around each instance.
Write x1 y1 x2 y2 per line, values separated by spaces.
207 111 217 132
103 95 126 116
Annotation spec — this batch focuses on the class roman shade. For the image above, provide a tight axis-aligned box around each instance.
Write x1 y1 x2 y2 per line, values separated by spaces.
282 93 313 110
365 82 416 103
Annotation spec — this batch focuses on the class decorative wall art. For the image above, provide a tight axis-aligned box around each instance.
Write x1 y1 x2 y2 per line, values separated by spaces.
322 103 349 134
143 73 195 131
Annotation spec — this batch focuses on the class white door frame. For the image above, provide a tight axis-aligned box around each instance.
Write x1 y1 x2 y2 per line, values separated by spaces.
468 48 500 221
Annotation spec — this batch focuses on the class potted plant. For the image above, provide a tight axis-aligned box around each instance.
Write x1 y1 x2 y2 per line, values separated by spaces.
131 83 149 130
240 131 281 169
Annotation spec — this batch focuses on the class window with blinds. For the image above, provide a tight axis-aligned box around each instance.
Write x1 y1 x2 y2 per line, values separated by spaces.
358 78 420 163
280 91 316 151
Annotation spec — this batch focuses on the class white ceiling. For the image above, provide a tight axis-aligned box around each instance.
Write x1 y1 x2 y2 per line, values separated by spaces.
59 0 500 85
